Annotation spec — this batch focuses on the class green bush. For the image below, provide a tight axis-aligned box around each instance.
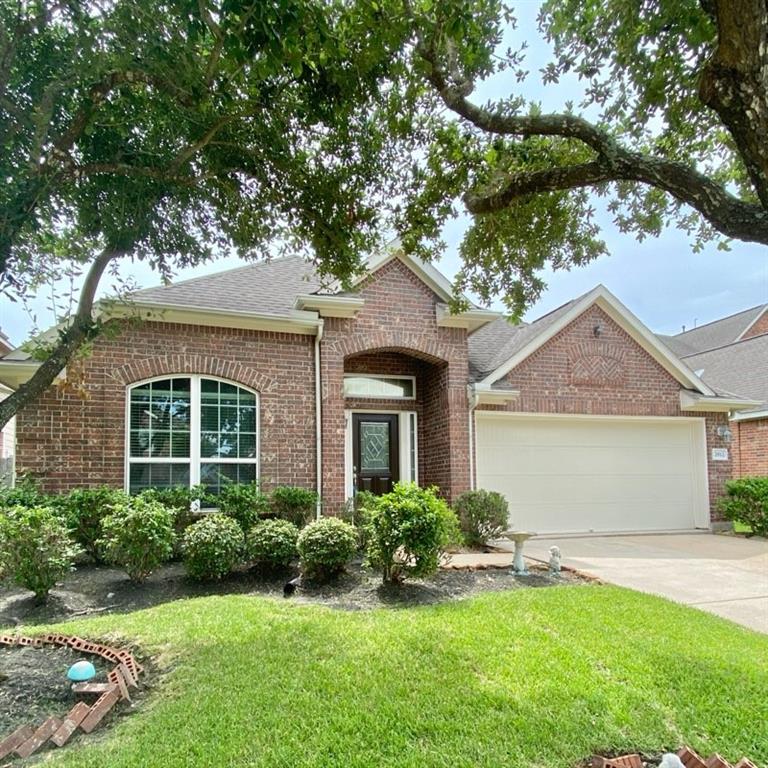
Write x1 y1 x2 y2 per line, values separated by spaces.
454 489 509 546
246 519 299 570
339 490 376 550
140 484 207 549
217 482 270 532
98 496 175 583
60 486 128 562
718 476 768 538
297 517 357 580
365 482 461 584
0 476 54 510
182 514 245 580
270 486 319 527
0 506 81 602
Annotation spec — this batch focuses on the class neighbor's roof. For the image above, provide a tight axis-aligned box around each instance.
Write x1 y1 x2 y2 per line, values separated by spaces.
467 298 580 381
658 304 767 357
131 255 322 317
682 333 768 413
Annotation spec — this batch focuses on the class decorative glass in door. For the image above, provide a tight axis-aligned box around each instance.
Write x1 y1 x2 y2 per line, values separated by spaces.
360 422 391 472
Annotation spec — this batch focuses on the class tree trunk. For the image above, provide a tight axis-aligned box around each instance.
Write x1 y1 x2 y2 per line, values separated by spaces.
0 245 125 431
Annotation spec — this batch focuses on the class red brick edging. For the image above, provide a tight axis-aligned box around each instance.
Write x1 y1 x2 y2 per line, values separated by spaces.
593 746 758 768
0 633 144 759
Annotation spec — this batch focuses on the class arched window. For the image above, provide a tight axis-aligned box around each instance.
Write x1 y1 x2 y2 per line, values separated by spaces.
127 376 258 499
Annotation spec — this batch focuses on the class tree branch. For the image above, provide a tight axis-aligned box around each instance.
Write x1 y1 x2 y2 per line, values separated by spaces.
0 243 128 431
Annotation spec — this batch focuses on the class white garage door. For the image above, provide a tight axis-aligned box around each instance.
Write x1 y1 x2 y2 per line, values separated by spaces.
475 413 709 534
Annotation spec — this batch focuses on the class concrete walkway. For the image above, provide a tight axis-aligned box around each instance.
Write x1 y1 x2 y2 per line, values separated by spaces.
501 533 768 634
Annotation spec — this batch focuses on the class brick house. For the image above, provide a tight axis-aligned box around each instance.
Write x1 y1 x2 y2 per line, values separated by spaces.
0 251 758 534
660 305 768 478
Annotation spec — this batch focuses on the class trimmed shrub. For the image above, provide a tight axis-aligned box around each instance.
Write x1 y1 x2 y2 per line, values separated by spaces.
718 476 768 538
98 496 175 583
454 489 509 546
140 484 207 551
270 486 318 527
365 482 461 584
297 517 357 580
246 519 299 570
60 486 128 563
182 514 245 580
217 482 270 532
0 476 54 510
0 506 81 602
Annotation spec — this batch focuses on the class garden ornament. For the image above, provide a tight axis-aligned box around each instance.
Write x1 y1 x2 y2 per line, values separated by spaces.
283 575 302 598
659 755 686 768
67 660 96 682
501 531 534 575
548 545 562 574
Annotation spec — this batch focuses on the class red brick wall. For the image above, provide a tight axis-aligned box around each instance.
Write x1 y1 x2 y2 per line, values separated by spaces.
741 309 768 339
15 321 316 493
320 257 470 509
477 305 732 521
732 418 768 476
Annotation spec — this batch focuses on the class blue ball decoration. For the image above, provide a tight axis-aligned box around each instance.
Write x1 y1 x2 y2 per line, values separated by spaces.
67 660 96 682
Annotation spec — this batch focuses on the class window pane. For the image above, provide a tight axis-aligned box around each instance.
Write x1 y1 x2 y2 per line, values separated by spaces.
129 462 190 495
149 431 171 458
130 430 150 457
238 433 256 459
219 382 238 405
239 407 256 432
201 405 218 432
239 391 256 408
360 422 390 471
344 376 414 399
220 406 238 433
172 432 190 458
200 433 219 458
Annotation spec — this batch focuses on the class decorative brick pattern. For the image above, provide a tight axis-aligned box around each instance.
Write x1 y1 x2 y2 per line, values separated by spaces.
479 305 733 521
732 418 768 477
0 634 144 755
594 747 759 768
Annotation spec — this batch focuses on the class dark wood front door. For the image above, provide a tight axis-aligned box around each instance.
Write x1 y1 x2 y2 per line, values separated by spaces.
352 413 399 495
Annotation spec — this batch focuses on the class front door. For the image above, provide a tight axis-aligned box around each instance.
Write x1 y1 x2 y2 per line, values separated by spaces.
352 413 399 495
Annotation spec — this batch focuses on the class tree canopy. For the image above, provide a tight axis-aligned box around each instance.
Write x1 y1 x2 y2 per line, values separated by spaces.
401 0 768 315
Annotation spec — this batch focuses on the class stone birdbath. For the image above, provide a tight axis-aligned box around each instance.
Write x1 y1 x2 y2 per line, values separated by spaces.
501 531 535 575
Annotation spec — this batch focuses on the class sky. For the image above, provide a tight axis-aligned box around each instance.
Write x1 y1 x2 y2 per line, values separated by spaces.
1 1 766 347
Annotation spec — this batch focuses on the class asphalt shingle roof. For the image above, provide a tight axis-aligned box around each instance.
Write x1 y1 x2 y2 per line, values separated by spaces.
660 305 766 356
682 333 768 412
131 255 321 317
467 298 579 382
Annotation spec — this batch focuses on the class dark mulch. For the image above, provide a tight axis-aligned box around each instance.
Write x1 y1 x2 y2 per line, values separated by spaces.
0 558 587 628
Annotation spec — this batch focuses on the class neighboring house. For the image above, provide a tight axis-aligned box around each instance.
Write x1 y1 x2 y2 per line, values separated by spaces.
0 251 758 534
0 329 14 485
659 305 768 477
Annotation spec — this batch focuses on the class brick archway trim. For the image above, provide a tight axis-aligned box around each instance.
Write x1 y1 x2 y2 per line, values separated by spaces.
112 355 277 393
327 331 451 365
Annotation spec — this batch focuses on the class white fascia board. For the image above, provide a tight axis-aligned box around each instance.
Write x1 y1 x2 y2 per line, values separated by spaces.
679 391 763 412
436 305 502 332
736 304 768 341
731 407 768 422
0 360 42 389
294 294 365 318
481 285 716 396
104 301 322 335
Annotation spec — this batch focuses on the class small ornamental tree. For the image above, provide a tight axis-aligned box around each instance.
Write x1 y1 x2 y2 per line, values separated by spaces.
0 506 81 602
297 517 357 580
98 496 175 583
182 514 245 580
718 477 768 538
454 489 508 547
365 483 461 584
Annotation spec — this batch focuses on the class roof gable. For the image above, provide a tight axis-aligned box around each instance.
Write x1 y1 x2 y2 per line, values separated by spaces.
478 285 716 396
666 303 767 354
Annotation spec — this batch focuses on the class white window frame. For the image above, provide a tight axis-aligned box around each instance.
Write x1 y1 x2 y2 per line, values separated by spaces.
343 374 416 400
344 409 418 499
124 374 260 493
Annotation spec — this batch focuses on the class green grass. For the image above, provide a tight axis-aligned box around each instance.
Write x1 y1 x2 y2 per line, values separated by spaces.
733 521 753 534
28 585 768 768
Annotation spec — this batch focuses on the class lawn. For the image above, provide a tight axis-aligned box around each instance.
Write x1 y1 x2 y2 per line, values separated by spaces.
24 584 768 768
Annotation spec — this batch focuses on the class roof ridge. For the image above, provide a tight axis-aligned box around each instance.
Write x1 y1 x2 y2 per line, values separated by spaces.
673 303 767 338
132 255 311 296
681 330 768 359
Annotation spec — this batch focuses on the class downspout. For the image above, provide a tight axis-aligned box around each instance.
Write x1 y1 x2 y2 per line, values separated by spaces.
467 386 479 491
315 319 324 519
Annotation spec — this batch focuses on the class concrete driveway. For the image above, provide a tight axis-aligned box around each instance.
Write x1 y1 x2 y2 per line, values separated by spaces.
522 533 768 633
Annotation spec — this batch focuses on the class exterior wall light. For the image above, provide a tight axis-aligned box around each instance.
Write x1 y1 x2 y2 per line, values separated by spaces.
715 425 732 443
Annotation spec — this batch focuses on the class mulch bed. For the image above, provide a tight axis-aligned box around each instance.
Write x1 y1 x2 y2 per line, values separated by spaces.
0 558 588 628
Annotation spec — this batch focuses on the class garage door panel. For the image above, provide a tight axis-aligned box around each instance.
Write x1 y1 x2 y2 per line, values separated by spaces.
475 415 707 534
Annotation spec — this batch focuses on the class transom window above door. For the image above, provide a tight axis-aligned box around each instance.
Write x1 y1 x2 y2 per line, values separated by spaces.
127 375 258 499
343 375 415 399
